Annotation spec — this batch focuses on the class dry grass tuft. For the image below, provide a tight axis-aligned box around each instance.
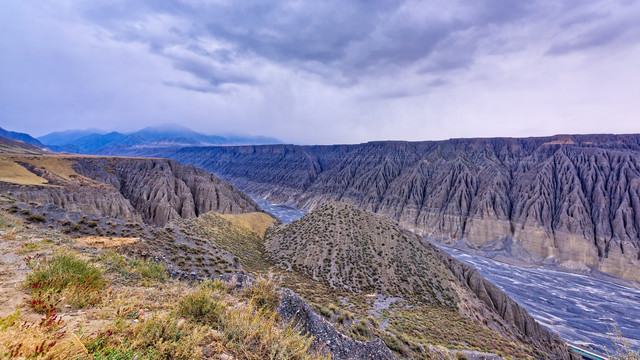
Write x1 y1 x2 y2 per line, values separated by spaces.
0 312 88 359
243 275 281 314
74 236 139 248
179 286 225 326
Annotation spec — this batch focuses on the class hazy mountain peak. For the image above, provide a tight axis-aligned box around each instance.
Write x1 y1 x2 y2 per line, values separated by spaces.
0 127 45 147
37 124 281 155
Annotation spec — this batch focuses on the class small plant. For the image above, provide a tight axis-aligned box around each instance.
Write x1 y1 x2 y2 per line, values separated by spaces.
315 304 332 319
609 326 640 360
27 291 60 317
129 259 167 282
0 309 20 331
87 221 98 228
18 242 41 254
220 304 327 360
200 278 227 293
99 251 167 284
336 310 353 324
243 275 281 313
130 314 205 360
179 288 225 325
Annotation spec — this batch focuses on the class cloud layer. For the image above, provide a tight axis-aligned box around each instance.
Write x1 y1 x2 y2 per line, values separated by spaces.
2 0 640 144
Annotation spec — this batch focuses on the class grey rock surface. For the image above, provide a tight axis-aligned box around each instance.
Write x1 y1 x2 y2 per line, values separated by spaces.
0 156 262 227
72 157 261 226
277 288 396 360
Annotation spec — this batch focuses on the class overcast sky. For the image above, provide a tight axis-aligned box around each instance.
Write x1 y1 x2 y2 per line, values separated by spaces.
2 0 640 144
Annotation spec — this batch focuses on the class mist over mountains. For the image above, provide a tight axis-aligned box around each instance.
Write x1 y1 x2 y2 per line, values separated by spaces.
37 123 281 155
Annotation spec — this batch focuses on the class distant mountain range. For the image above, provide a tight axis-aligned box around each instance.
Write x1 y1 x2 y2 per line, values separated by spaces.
37 123 281 155
0 127 45 148
0 136 46 155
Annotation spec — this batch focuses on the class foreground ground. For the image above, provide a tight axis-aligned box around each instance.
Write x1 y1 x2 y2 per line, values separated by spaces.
0 210 330 359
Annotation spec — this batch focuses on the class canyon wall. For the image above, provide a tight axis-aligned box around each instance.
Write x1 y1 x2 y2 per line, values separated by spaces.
170 135 640 281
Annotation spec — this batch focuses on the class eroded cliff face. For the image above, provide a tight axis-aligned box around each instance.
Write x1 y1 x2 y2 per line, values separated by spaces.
72 158 261 226
171 135 640 281
0 155 261 226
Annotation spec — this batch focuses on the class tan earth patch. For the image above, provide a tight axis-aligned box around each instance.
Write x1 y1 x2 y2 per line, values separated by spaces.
7 155 81 181
74 236 139 248
219 212 275 237
0 157 48 185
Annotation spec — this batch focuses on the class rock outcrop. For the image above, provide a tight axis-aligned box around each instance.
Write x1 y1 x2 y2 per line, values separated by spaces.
170 135 640 282
277 288 395 360
0 155 262 227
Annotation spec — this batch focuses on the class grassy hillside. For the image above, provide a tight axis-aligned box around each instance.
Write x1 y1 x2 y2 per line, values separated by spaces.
172 200 547 358
266 201 456 305
0 209 328 360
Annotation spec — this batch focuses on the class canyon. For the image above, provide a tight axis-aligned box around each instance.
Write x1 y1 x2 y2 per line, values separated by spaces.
165 134 640 282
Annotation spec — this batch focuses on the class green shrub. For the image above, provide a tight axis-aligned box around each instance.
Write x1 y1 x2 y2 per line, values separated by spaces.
336 310 353 324
199 278 227 293
88 348 146 360
26 254 105 308
129 259 167 282
179 288 225 325
315 304 332 319
99 251 167 284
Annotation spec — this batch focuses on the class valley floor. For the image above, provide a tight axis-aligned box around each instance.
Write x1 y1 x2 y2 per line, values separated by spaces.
444 247 640 355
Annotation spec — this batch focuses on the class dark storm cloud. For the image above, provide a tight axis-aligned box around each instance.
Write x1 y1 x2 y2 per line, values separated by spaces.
3 0 640 143
170 57 256 88
77 0 538 87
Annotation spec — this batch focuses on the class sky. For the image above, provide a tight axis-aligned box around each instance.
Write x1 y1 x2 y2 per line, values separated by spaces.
2 0 640 145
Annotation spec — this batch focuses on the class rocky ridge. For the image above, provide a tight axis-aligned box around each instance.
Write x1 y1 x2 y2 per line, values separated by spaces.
71 157 261 226
0 155 261 227
170 135 640 281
